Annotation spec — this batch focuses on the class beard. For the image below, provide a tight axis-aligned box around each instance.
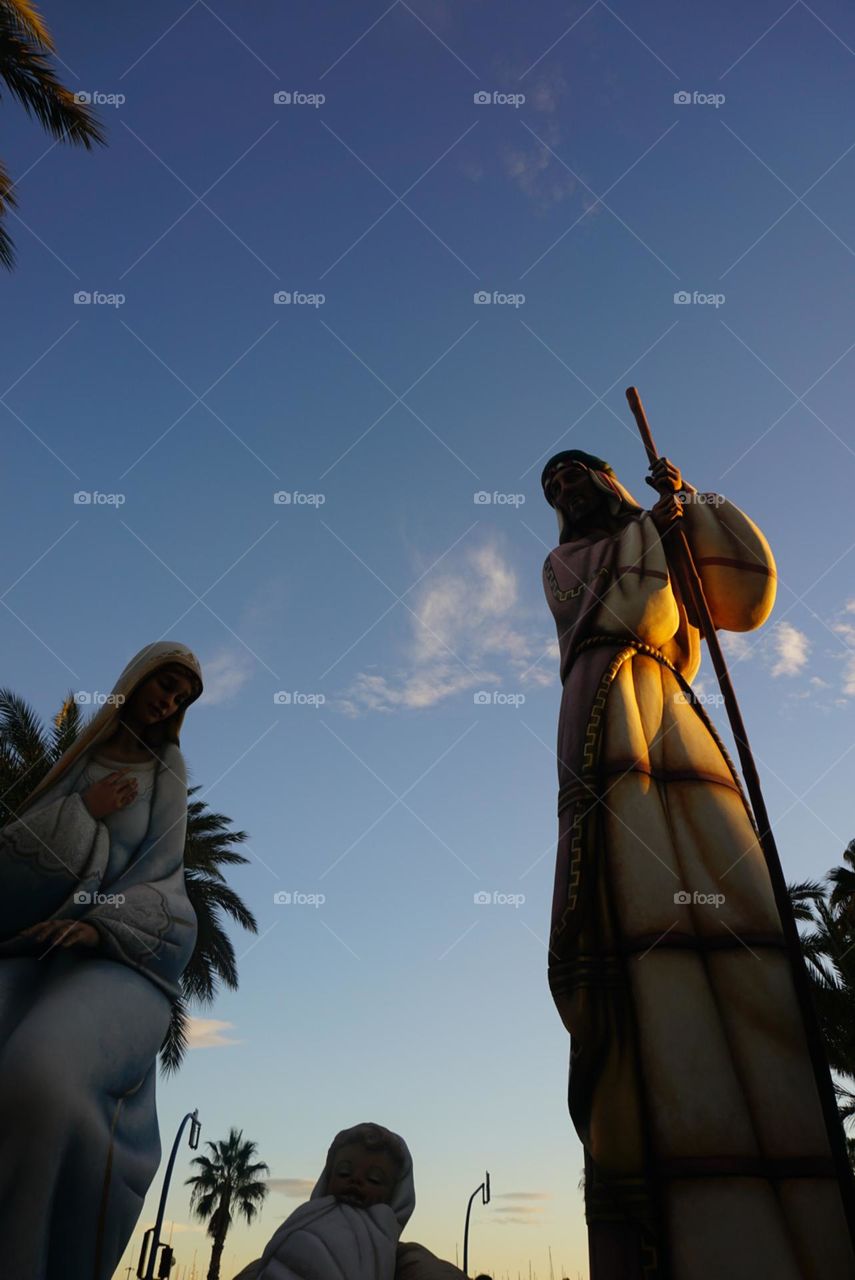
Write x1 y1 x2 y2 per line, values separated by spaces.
558 494 629 543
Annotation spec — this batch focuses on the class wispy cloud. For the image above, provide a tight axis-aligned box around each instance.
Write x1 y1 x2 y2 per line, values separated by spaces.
832 598 855 697
842 658 855 697
494 1191 551 1200
720 622 810 679
197 575 290 705
268 1177 316 1198
490 1190 551 1227
198 648 256 706
338 540 554 714
456 62 577 209
502 97 576 211
769 621 810 677
503 133 576 210
186 1017 241 1049
720 632 753 663
719 603 855 705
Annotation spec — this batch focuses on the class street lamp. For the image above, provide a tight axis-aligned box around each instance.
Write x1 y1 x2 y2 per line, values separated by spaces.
138 1109 202 1279
462 1170 490 1276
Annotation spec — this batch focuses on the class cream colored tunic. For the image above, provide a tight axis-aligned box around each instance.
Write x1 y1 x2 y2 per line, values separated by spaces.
543 494 854 1280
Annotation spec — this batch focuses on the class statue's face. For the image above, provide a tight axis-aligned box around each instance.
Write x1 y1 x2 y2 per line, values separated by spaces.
127 666 196 726
327 1142 398 1208
547 462 605 528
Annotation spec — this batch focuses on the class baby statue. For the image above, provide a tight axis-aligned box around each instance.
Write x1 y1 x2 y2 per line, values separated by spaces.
253 1122 415 1280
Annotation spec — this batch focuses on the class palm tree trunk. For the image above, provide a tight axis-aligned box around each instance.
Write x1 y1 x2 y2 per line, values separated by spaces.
206 1192 231 1280
207 1233 225 1280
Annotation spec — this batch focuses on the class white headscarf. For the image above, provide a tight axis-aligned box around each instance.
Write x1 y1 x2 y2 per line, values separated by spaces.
20 641 203 816
540 450 644 542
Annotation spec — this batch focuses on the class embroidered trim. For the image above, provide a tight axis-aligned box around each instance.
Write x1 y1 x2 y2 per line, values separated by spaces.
555 645 635 923
1 792 106 880
544 559 610 603
553 636 758 937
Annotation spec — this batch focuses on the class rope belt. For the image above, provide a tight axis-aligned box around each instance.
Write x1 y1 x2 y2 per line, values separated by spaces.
574 633 678 673
556 633 754 834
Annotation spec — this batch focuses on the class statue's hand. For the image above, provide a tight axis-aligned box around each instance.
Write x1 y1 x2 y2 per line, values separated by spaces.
650 490 685 534
82 767 138 819
645 456 683 493
17 919 100 950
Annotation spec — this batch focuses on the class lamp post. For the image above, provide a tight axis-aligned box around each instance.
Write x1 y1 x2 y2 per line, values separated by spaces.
138 1109 202 1279
462 1170 490 1276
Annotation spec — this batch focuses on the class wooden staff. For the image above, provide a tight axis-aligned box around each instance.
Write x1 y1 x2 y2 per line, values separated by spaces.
625 384 855 1248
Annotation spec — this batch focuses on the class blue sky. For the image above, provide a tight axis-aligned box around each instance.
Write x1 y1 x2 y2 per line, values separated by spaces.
4 1 855 1275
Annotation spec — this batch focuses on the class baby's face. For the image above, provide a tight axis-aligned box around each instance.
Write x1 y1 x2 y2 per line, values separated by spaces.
327 1143 399 1208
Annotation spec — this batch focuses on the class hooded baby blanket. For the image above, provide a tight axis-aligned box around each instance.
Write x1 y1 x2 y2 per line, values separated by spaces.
257 1123 416 1280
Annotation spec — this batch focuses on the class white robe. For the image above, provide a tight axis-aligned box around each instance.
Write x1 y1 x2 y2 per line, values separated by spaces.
0 744 196 1279
257 1127 416 1280
257 1197 403 1280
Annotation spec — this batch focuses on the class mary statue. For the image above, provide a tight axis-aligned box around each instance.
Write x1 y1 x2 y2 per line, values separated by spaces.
0 640 204 1280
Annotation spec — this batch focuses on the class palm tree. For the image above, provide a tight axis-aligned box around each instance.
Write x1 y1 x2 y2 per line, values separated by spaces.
0 0 105 268
828 839 855 925
790 866 855 1169
0 685 258 1070
186 1127 270 1280
789 877 855 1079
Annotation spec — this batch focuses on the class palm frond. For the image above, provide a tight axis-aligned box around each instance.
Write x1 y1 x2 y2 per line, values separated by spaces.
186 870 258 934
0 153 17 268
0 687 53 770
159 996 190 1075
0 0 106 270
790 871 855 1093
0 15 106 146
0 687 57 821
2 0 54 49
51 692 85 759
787 879 825 922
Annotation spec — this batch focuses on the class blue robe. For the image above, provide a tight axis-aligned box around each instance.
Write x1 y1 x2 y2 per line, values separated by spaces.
0 742 197 1279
